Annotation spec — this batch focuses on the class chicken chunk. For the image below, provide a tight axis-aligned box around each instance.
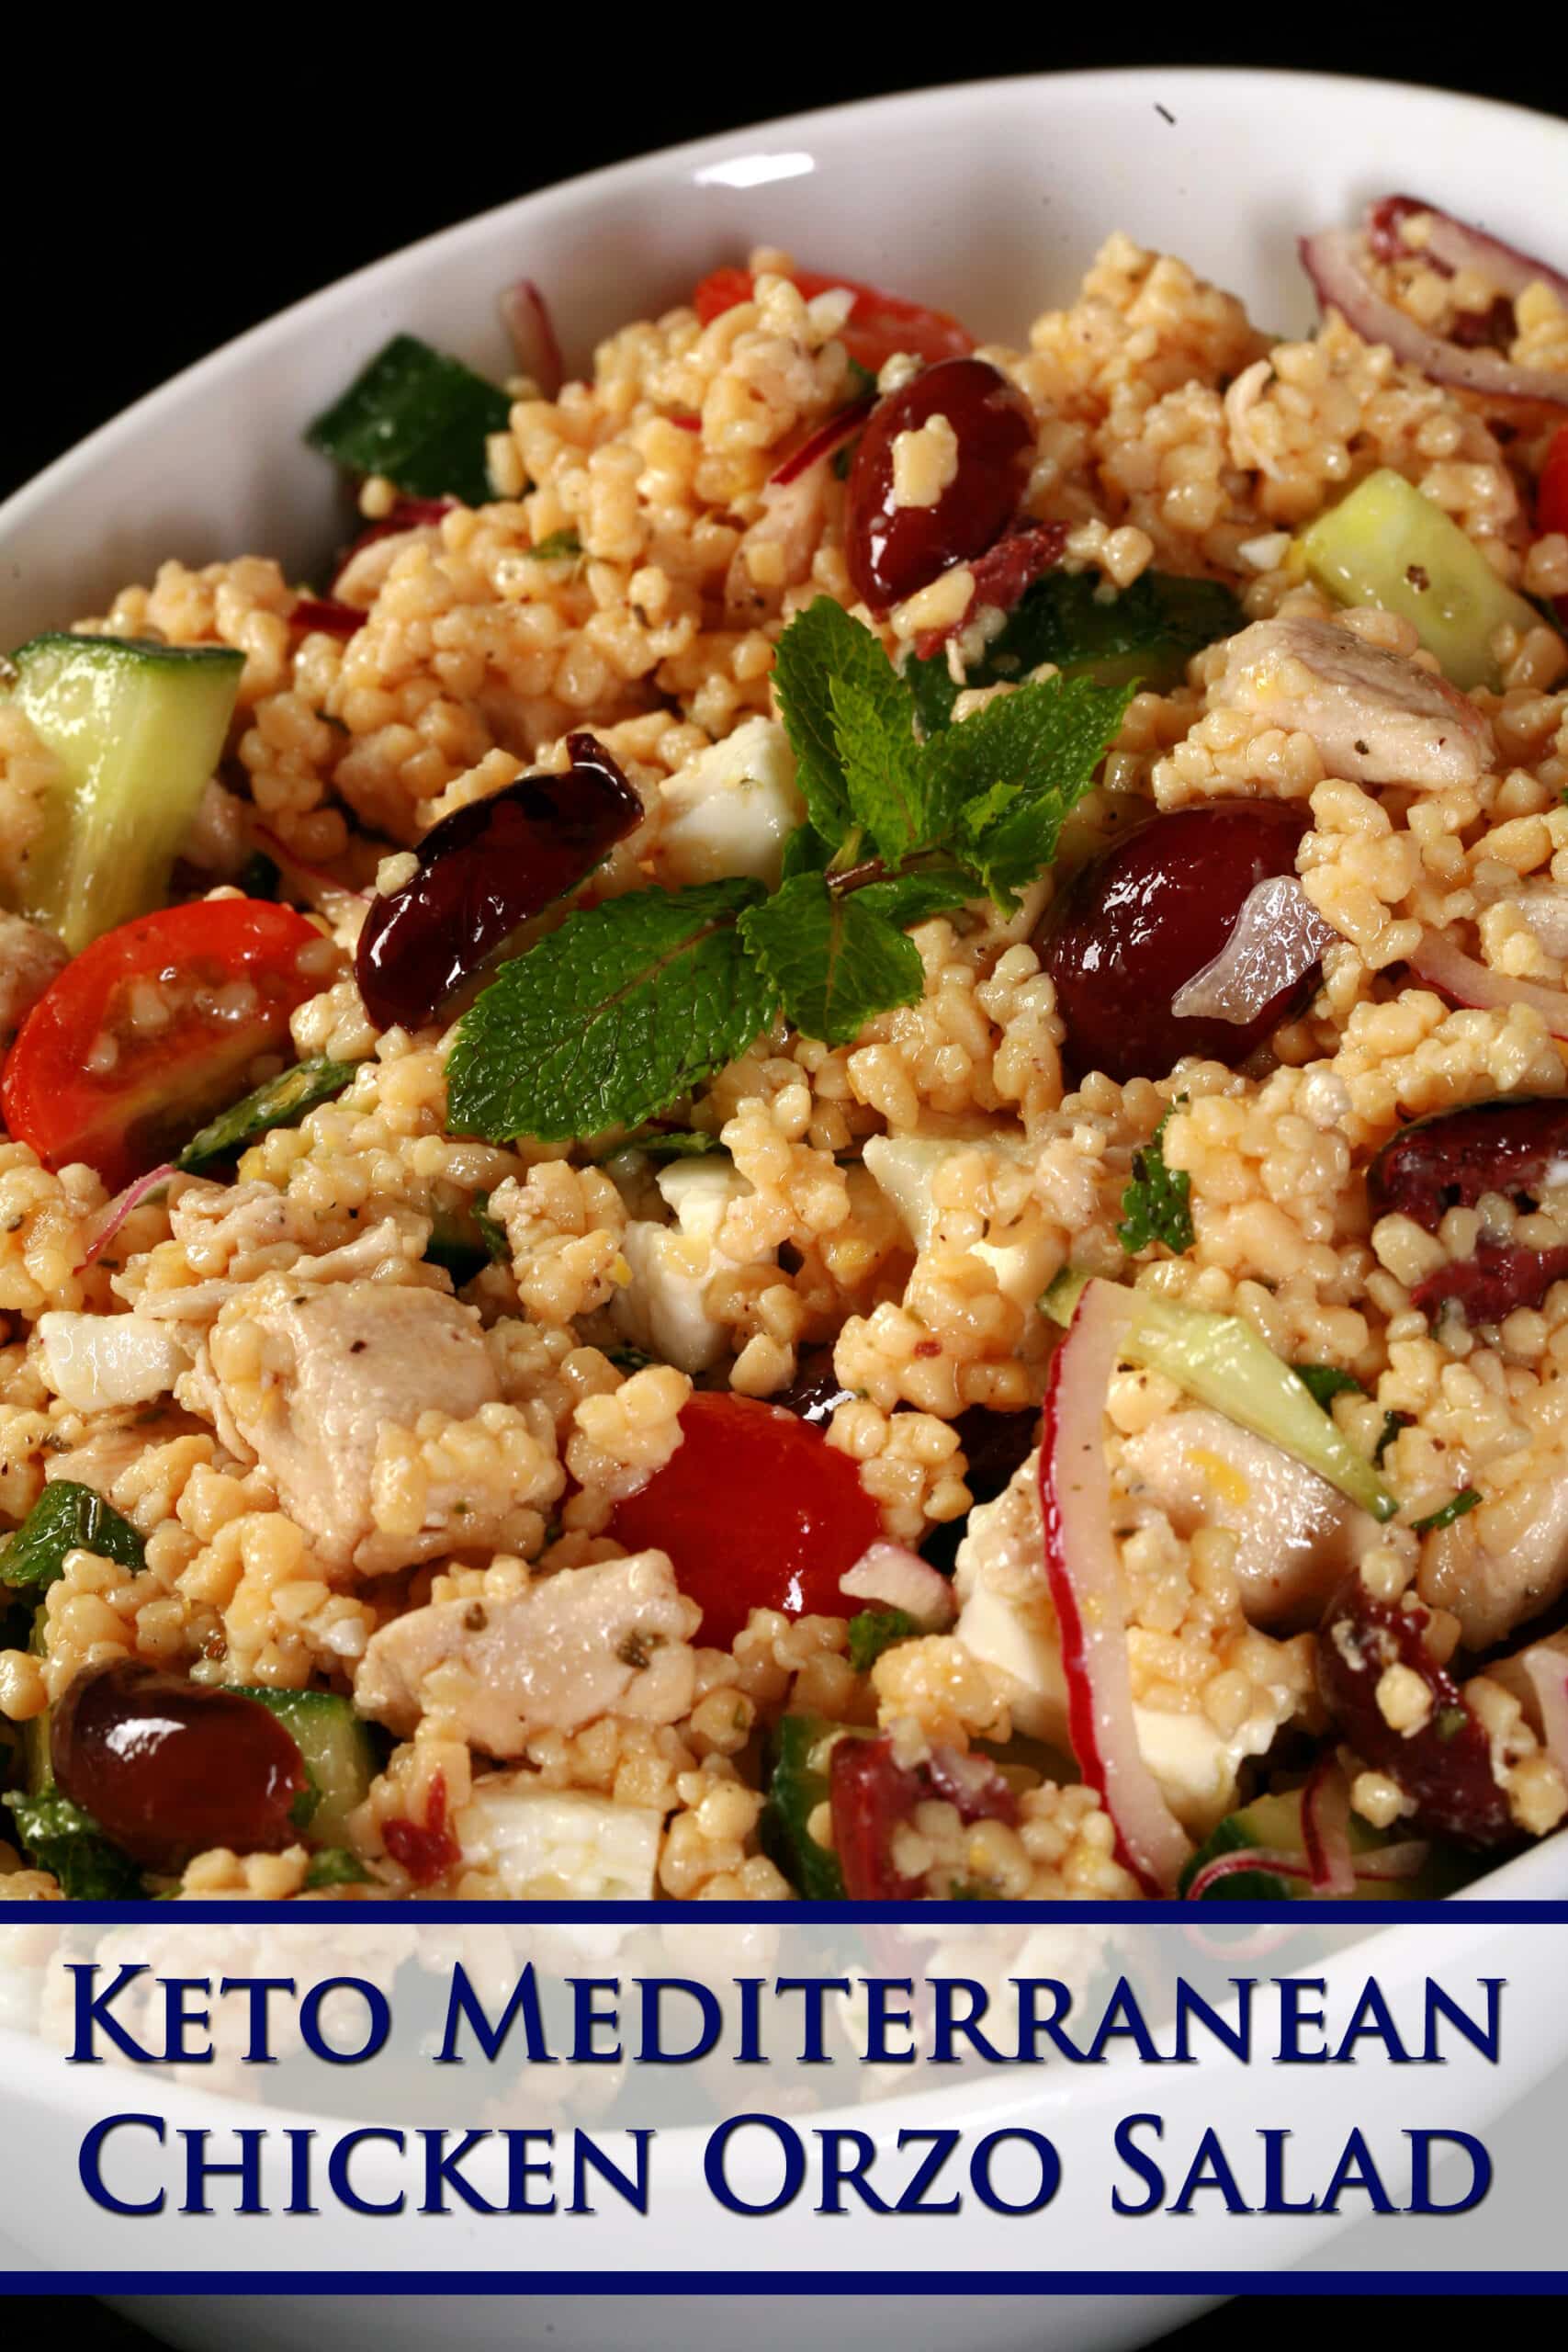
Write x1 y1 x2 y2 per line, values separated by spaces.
0 911 68 1049
1117 1408 1372 1631
1419 1461 1568 1649
206 1274 502 1574
354 1551 701 1753
1213 616 1495 788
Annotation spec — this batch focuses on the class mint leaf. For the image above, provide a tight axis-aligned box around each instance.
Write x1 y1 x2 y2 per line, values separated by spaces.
852 867 974 928
1118 1109 1194 1256
934 673 1134 910
829 669 929 865
447 880 775 1142
847 1606 919 1672
771 598 864 846
4 1790 144 1899
740 871 923 1048
1292 1364 1364 1410
1 1480 145 1594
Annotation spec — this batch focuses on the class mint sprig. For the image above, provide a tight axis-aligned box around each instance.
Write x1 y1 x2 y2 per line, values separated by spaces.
447 599 1133 1143
1118 1107 1194 1257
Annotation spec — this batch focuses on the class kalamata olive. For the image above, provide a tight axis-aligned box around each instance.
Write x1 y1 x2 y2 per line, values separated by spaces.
1315 1576 1513 1848
51 1659 311 1871
1038 801 1316 1082
774 1348 858 1428
355 732 641 1032
1368 1096 1568 1321
830 1732 1019 1897
844 356 1034 613
920 1404 1039 1575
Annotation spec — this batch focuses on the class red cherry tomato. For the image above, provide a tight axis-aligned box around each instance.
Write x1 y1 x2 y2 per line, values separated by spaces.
606 1390 884 1649
2 899 329 1190
691 265 975 372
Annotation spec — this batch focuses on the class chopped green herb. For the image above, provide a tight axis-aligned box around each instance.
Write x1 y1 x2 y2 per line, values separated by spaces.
527 529 582 562
1435 1705 1470 1743
447 598 1130 1141
605 1345 657 1373
3 1790 143 1899
1410 1487 1482 1534
636 1130 726 1161
847 1606 920 1673
424 1195 513 1285
175 1057 360 1174
303 1847 374 1890
906 569 1244 733
0 1480 144 1595
1118 1109 1193 1256
842 356 878 400
305 334 511 507
1373 1408 1414 1468
1292 1364 1365 1410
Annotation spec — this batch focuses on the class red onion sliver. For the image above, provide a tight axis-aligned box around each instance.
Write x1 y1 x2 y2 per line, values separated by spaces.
500 278 563 400
840 1541 957 1628
1300 226 1568 411
767 392 875 489
1170 875 1336 1023
80 1162 176 1268
1301 1755 1356 1895
1039 1277 1193 1895
1184 1848 1318 1901
1381 196 1568 310
290 596 364 640
1407 925 1568 1039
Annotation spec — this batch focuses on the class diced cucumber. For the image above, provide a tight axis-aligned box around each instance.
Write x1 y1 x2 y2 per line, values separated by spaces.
760 1713 852 1899
305 334 511 508
231 1687 379 1848
0 1477 146 1594
175 1057 360 1174
303 1847 373 1890
1297 469 1540 691
423 1194 511 1285
1043 1272 1396 1522
1180 1786 1476 1902
905 571 1243 733
5 634 244 953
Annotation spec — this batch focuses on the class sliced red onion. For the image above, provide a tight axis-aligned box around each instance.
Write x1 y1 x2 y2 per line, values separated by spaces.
840 1541 957 1628
1408 925 1568 1039
767 390 875 489
1301 1754 1356 1894
1348 1838 1433 1882
1169 875 1337 1024
500 278 563 400
1039 1276 1193 1895
80 1162 176 1268
1300 225 1568 410
253 826 373 909
1185 1847 1318 1901
1372 195 1568 309
1520 1644 1568 1778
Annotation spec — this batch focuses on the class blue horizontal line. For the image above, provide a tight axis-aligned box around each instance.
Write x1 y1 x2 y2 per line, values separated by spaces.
3 1898 1567 1924
4 2272 1567 2297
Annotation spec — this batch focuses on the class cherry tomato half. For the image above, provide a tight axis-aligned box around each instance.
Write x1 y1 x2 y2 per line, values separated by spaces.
2 899 329 1190
691 265 976 372
606 1389 884 1650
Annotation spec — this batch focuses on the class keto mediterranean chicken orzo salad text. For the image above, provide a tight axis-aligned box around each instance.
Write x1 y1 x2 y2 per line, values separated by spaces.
6 198 1568 1907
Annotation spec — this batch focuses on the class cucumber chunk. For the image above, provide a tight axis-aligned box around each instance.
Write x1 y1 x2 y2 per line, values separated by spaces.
175 1057 360 1174
1180 1786 1476 1902
305 334 511 508
906 571 1243 733
1297 469 1540 691
1043 1272 1397 1522
231 1687 379 1847
5 633 244 953
760 1713 851 1899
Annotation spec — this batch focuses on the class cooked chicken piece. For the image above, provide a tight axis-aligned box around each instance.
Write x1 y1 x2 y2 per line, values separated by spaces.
1118 1408 1372 1630
725 465 829 620
0 911 68 1049
1419 1463 1568 1649
206 1274 502 1575
43 1407 203 1500
128 1200 433 1329
354 1551 701 1753
1213 616 1495 788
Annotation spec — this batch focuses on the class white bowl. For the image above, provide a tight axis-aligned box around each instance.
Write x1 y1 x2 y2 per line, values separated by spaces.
4 62 1567 2350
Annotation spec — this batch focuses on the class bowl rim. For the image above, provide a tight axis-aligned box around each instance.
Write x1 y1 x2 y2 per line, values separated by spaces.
1 57 1566 1955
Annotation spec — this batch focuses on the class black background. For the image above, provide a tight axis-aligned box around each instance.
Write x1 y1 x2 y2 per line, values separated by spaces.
4 18 1564 2346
